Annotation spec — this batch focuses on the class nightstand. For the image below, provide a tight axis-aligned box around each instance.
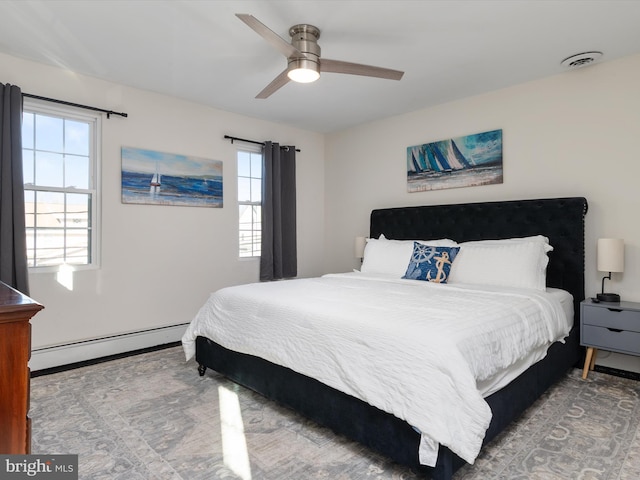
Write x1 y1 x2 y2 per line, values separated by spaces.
580 299 640 379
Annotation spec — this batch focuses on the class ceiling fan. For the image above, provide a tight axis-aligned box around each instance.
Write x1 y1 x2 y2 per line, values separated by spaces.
236 13 404 99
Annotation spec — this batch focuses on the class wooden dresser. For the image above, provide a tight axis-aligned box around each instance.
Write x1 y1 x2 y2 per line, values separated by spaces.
0 281 43 454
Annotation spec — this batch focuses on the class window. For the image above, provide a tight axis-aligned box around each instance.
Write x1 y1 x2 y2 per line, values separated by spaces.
237 149 262 257
22 101 100 269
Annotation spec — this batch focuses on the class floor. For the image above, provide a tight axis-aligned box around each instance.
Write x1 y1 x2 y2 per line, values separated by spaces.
30 345 640 479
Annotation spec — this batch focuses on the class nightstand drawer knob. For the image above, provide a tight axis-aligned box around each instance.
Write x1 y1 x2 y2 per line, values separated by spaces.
607 308 623 312
606 328 623 333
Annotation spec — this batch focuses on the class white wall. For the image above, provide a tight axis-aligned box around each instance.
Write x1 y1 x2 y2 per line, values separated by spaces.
324 54 640 370
1 52 325 352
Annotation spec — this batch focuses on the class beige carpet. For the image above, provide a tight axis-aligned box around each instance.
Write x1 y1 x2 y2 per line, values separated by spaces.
30 346 640 479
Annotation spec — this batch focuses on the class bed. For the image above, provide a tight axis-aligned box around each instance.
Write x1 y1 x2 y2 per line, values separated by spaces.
184 197 588 479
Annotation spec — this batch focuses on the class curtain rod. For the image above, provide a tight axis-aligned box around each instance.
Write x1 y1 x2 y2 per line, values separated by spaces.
22 93 128 119
224 134 301 152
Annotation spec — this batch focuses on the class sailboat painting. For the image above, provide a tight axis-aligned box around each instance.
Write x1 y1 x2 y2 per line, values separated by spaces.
407 129 503 193
121 147 223 207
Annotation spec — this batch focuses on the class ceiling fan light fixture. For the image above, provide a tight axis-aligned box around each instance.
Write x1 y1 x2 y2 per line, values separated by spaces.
287 58 320 83
235 14 404 98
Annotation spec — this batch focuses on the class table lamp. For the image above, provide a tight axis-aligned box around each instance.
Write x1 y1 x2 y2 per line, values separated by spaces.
596 238 624 302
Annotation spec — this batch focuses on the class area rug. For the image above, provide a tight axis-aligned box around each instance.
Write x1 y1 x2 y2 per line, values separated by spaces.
30 346 640 479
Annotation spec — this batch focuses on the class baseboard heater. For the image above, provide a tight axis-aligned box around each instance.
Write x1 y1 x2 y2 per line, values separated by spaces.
29 323 189 372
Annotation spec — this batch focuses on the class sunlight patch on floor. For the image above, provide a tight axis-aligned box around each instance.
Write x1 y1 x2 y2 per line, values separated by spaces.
219 385 252 480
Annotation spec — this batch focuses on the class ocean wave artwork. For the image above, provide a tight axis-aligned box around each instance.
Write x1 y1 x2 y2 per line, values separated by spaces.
121 147 223 207
407 129 503 193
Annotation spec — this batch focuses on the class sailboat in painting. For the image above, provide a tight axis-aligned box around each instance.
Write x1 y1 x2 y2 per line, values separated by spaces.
428 143 453 172
150 173 161 187
150 162 161 194
450 139 473 167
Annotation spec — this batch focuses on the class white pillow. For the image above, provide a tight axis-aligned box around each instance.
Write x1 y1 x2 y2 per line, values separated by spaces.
447 240 549 290
361 234 458 277
462 235 553 253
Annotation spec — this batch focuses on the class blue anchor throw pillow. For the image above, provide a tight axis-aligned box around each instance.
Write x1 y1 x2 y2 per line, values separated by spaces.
403 242 460 283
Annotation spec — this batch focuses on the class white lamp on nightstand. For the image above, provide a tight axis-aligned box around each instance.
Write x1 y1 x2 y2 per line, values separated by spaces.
597 238 624 302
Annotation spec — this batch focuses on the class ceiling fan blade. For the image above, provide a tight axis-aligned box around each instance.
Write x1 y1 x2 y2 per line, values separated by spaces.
256 69 291 99
236 14 304 59
320 58 404 80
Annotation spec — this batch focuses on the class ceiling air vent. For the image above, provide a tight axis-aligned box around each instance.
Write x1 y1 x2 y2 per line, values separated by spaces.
561 51 603 69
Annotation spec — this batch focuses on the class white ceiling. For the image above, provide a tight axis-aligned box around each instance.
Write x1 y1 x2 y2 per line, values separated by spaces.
1 0 639 133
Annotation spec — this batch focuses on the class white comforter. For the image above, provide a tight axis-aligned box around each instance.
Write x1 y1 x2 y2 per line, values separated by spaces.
182 272 572 466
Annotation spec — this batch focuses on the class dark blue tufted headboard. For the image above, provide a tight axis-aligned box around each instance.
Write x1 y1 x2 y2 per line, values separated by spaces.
370 197 588 320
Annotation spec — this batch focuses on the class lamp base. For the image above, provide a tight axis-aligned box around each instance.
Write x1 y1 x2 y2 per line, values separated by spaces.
596 293 620 302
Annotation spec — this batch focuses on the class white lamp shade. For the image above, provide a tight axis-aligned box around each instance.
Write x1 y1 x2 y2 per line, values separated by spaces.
287 67 320 83
287 58 320 83
354 236 367 259
597 238 624 273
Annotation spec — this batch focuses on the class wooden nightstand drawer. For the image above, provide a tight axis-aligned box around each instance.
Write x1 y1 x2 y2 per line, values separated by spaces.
582 324 640 356
582 306 640 333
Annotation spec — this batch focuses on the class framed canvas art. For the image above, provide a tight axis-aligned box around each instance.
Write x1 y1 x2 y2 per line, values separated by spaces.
121 147 223 207
407 129 503 193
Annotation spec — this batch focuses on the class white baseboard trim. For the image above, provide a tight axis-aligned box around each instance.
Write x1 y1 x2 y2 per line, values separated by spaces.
30 323 188 372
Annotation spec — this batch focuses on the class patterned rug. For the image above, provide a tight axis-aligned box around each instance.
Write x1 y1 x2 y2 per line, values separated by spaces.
30 346 640 479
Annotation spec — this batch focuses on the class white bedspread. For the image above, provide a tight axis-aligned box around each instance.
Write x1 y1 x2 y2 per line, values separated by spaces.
182 272 572 466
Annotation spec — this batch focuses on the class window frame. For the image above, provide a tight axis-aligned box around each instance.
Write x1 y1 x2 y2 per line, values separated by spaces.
22 99 102 272
237 146 263 259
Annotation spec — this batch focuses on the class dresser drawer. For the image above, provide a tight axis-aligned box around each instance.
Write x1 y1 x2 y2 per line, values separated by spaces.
582 324 640 356
581 306 640 333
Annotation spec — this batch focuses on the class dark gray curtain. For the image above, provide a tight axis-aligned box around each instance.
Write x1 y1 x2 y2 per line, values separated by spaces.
0 83 30 294
260 141 297 281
